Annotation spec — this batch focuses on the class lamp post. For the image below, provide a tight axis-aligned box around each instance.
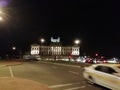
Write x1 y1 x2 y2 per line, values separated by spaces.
12 46 22 60
40 38 45 58
19 49 22 59
12 46 16 59
74 39 81 56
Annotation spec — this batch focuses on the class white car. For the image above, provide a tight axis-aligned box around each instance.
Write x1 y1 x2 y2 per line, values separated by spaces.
107 58 119 64
83 64 120 90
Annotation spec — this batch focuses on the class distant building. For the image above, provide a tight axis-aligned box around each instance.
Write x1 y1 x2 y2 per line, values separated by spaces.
30 37 80 60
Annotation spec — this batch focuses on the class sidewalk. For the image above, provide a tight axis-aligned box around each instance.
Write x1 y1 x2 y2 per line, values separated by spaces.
0 60 22 66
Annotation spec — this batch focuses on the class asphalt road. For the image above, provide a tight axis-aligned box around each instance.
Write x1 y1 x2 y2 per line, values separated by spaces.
0 61 110 90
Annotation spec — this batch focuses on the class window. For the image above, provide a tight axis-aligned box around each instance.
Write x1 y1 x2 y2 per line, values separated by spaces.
107 67 117 74
101 66 116 74
95 66 116 74
95 66 102 71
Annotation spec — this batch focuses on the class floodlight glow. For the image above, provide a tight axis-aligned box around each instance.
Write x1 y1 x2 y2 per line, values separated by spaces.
0 16 3 21
0 10 2 14
12 47 16 50
74 39 80 45
40 38 45 43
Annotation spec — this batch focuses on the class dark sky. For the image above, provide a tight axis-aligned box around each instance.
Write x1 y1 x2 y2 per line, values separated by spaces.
0 0 119 58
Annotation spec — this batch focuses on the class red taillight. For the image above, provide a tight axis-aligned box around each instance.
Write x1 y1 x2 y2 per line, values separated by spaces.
97 60 99 63
103 60 107 63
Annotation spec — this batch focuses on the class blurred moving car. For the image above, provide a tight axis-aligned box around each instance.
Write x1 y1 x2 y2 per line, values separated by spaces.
80 57 93 63
93 58 107 64
85 58 93 63
107 58 119 64
83 64 120 90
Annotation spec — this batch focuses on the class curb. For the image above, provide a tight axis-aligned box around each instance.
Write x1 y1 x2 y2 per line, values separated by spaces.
39 61 81 68
0 62 22 67
0 65 6 67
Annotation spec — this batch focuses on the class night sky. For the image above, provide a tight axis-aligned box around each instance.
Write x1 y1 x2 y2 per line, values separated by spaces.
0 0 119 58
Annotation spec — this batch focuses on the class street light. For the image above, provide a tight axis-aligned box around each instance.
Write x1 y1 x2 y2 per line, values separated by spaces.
0 16 3 21
74 39 80 45
12 46 22 60
0 8 10 23
40 38 45 43
11 46 16 59
0 9 9 23
0 10 4 21
40 38 45 58
74 39 81 56
12 46 16 50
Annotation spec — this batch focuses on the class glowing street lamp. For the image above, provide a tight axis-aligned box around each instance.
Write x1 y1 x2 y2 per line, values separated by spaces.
74 39 81 56
0 10 3 21
40 38 45 57
0 8 10 23
74 39 80 45
12 46 16 50
0 16 3 21
40 38 45 43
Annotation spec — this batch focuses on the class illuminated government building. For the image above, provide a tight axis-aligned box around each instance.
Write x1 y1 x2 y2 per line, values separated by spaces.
30 37 80 60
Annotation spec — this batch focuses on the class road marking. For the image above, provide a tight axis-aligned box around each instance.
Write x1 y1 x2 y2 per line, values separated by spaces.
69 71 79 75
65 86 86 90
49 82 80 88
9 66 14 77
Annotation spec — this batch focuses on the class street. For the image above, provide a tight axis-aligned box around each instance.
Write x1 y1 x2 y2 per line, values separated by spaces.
0 61 109 90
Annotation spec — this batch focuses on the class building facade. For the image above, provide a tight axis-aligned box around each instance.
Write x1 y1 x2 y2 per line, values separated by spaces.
30 37 80 60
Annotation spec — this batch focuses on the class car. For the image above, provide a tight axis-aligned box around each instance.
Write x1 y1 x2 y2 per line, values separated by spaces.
107 58 119 64
85 58 93 63
93 58 107 64
83 64 120 90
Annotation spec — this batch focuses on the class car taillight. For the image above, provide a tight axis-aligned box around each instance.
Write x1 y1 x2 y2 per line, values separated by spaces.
97 60 99 63
103 60 106 63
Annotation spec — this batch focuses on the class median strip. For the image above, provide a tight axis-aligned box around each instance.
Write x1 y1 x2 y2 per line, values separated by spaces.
40 61 81 68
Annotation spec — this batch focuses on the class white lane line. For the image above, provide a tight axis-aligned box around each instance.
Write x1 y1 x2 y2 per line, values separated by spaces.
49 82 80 88
69 71 79 75
9 66 14 77
65 86 86 90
